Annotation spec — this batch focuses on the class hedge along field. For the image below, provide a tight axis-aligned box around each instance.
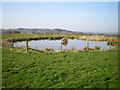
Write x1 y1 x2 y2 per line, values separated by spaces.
2 47 118 88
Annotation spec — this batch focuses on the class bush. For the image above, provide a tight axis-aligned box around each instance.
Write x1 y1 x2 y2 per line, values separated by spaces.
95 46 100 50
61 38 68 46
49 37 63 40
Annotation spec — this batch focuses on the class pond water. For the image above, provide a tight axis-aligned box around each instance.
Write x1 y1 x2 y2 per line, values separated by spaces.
14 39 110 51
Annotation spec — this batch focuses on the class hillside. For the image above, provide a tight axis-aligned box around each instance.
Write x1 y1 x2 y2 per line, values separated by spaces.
2 28 84 35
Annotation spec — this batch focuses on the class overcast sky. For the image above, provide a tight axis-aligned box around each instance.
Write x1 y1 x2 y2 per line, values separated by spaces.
2 2 118 33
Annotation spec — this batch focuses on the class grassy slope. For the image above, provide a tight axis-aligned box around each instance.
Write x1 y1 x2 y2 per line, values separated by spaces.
2 48 118 88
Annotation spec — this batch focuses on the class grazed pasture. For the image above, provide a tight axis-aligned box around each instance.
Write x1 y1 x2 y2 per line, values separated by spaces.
2 33 119 88
2 47 118 88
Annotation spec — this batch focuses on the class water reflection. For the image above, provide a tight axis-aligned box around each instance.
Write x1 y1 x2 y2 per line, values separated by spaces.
14 39 110 51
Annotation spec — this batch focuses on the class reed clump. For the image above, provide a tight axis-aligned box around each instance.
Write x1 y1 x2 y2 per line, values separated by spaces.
94 46 100 50
44 47 54 52
63 49 69 52
2 39 11 47
82 47 94 51
70 47 76 52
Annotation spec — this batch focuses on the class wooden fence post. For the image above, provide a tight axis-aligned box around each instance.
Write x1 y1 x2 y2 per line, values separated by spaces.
11 41 14 50
26 41 29 53
110 41 112 50
11 41 14 48
61 42 62 51
110 44 111 50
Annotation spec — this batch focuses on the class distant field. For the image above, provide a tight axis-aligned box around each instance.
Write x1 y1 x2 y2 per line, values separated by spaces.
2 47 118 88
2 34 65 39
2 33 119 42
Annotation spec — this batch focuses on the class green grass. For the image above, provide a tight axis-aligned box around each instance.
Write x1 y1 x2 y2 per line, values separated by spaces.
2 47 118 88
2 33 80 40
111 41 120 45
2 34 65 39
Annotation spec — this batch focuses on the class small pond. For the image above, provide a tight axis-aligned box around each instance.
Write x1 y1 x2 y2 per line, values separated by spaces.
14 39 110 51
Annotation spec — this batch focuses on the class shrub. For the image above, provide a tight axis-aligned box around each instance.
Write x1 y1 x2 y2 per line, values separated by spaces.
94 46 100 50
70 36 75 39
61 38 68 46
49 36 63 40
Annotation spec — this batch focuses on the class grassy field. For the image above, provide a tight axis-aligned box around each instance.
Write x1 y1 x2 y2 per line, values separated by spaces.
2 34 65 39
2 47 118 88
2 33 119 88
